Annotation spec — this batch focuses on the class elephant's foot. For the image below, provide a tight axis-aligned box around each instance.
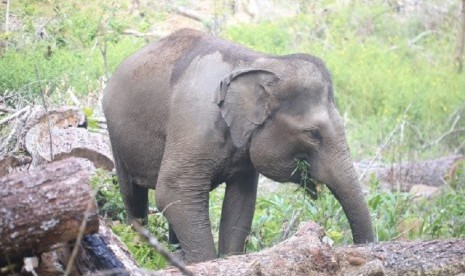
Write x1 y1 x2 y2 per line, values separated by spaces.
172 249 187 265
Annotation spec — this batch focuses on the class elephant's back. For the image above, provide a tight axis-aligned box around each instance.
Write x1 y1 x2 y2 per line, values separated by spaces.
102 29 205 184
103 29 206 121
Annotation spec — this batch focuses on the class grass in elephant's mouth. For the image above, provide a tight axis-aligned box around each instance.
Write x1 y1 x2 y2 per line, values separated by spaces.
292 159 322 200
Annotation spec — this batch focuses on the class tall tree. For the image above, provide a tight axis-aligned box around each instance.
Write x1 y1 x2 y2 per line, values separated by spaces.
455 0 465 73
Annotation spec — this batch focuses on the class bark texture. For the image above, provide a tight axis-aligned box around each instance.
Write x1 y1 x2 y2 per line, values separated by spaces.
149 222 465 276
24 105 114 170
357 155 465 191
76 219 139 275
0 158 99 264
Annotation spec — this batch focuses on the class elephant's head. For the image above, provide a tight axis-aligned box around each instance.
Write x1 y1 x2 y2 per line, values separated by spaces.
216 55 374 244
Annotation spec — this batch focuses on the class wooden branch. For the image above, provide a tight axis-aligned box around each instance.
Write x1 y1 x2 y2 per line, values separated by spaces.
174 7 209 23
0 158 99 264
4 0 9 33
0 106 29 125
0 105 13 113
422 114 465 149
132 222 193 276
359 102 413 182
122 29 162 38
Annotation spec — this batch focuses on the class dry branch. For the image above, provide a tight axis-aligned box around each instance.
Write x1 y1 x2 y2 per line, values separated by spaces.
174 7 209 23
0 105 13 113
132 222 193 276
0 106 29 125
122 29 162 38
0 158 99 264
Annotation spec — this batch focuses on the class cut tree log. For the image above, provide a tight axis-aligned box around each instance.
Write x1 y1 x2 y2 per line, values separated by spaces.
24 105 114 170
75 219 139 275
0 158 99 265
356 155 465 191
145 222 465 276
34 218 139 275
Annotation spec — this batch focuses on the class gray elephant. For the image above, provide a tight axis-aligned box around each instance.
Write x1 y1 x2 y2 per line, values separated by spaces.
102 28 373 264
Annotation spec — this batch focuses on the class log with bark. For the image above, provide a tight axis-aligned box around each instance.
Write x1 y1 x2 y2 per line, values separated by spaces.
356 155 465 192
24 106 114 170
75 219 139 275
144 222 465 276
0 158 99 265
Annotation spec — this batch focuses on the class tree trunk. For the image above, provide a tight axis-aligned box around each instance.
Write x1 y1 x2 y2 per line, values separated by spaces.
455 0 465 73
0 158 99 265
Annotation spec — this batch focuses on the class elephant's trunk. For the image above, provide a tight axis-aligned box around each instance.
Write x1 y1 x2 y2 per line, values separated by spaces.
322 144 374 244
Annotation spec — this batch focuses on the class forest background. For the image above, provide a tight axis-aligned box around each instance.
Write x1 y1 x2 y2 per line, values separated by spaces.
1 0 464 269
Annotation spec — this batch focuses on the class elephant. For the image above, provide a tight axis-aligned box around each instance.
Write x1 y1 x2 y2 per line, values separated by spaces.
102 28 374 264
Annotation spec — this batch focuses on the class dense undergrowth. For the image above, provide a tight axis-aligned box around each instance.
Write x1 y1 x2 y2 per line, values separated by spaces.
2 0 465 270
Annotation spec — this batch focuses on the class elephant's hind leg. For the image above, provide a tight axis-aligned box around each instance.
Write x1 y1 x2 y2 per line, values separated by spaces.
112 149 149 224
120 179 149 224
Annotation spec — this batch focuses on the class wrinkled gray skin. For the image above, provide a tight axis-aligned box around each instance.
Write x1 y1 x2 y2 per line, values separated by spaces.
103 28 373 264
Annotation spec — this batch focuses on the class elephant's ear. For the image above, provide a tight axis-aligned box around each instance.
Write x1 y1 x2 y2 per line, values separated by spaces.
215 68 280 148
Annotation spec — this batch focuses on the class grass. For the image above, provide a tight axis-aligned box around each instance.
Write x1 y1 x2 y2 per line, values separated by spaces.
2 0 465 271
223 5 465 159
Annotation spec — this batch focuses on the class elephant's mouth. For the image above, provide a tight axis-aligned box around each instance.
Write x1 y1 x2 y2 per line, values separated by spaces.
291 158 322 200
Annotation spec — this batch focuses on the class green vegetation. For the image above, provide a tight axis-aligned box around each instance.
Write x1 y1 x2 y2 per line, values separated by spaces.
224 6 465 159
90 168 465 269
2 0 464 271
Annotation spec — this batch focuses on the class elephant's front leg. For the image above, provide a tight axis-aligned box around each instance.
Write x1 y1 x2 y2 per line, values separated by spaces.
155 175 216 264
219 171 259 256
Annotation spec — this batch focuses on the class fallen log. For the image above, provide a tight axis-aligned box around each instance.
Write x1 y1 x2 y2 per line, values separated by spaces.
84 222 465 275
145 222 465 276
24 105 114 170
0 158 99 265
32 219 139 275
356 155 465 191
75 219 139 275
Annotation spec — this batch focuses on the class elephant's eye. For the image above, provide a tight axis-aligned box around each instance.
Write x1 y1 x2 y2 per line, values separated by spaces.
305 129 322 141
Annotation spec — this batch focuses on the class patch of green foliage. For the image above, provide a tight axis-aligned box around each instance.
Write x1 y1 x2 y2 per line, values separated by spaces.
90 169 172 270
91 169 125 221
213 178 465 253
0 0 147 100
110 214 171 270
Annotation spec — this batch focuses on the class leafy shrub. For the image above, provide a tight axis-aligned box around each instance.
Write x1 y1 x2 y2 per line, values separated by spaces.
91 169 126 221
